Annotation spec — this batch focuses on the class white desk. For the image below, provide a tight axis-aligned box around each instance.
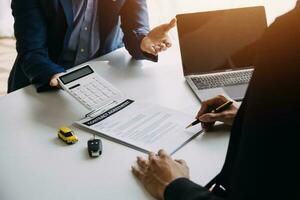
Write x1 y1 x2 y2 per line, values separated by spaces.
0 46 230 200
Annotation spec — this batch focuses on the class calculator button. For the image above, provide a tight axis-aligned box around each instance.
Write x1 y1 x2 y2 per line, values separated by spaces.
67 76 121 110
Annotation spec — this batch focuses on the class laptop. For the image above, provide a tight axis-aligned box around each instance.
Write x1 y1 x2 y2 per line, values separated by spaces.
176 6 267 101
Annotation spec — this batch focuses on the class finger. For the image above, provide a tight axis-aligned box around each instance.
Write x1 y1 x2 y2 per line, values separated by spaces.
50 78 59 87
198 113 217 123
196 103 209 119
161 38 173 48
144 45 157 56
148 152 160 167
158 43 167 51
140 37 158 56
199 112 227 123
154 45 161 52
196 95 228 119
158 42 167 51
148 152 157 162
201 122 215 131
150 46 158 55
148 48 158 55
137 156 149 170
196 97 220 118
49 73 65 87
164 18 177 32
164 41 172 48
158 149 169 158
154 45 166 53
132 166 145 182
175 159 187 166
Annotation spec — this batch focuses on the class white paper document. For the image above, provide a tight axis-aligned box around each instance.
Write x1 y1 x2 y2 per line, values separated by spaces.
76 99 203 154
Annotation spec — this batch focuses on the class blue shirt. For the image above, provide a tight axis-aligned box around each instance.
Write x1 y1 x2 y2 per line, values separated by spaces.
60 0 100 67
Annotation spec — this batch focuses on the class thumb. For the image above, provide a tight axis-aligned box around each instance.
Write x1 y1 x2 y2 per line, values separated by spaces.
49 73 64 87
163 18 177 32
198 113 225 123
175 159 187 166
50 78 59 87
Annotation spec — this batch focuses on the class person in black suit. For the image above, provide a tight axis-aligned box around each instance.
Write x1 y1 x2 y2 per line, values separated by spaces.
131 2 300 200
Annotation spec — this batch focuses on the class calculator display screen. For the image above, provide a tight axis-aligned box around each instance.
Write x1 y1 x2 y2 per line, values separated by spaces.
60 65 94 84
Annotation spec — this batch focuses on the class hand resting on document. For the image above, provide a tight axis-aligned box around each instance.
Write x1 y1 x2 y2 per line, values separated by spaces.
132 150 189 200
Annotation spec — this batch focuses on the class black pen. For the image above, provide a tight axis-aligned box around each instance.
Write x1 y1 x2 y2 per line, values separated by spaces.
185 101 233 129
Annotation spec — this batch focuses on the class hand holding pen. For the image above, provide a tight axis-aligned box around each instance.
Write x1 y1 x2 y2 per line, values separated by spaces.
187 95 239 130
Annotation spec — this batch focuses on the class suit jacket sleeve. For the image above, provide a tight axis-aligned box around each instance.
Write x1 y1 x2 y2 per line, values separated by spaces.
120 0 158 62
12 0 65 92
164 178 224 200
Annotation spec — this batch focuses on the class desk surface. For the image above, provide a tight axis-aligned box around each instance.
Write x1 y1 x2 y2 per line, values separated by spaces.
0 46 230 200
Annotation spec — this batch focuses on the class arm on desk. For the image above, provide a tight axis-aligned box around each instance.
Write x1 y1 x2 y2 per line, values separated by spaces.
132 150 224 200
11 0 65 92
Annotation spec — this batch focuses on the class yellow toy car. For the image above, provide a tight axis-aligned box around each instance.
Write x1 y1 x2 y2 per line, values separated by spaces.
58 127 78 144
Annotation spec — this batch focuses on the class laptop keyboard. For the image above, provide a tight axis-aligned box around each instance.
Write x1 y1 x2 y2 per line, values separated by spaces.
191 70 253 90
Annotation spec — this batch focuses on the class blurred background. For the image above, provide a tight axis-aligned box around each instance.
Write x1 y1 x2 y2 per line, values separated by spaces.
0 0 297 96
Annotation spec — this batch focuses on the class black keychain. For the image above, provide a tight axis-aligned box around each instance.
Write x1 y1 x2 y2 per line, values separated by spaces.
87 135 102 158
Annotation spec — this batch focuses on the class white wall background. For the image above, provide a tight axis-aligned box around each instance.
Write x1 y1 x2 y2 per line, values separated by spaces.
146 0 298 42
0 0 298 37
0 0 14 37
147 0 298 26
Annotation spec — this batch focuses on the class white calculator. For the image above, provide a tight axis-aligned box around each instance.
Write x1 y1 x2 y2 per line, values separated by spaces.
58 65 123 111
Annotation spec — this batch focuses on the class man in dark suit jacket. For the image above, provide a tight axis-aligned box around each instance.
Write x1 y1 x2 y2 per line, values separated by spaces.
132 2 300 200
8 0 176 92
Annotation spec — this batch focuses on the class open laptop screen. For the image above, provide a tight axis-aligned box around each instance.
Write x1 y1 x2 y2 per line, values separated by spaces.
177 6 267 76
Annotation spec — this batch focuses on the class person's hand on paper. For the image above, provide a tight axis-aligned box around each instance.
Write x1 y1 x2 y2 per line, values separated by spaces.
49 73 64 88
140 18 176 56
132 150 189 200
196 95 239 130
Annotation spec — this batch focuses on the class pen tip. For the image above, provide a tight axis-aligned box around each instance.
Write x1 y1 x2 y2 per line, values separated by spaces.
185 124 192 129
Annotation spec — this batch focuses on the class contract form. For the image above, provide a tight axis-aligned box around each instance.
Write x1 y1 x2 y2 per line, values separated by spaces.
76 99 203 154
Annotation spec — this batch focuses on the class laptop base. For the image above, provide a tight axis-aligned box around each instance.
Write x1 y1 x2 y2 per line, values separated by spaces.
186 77 248 102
